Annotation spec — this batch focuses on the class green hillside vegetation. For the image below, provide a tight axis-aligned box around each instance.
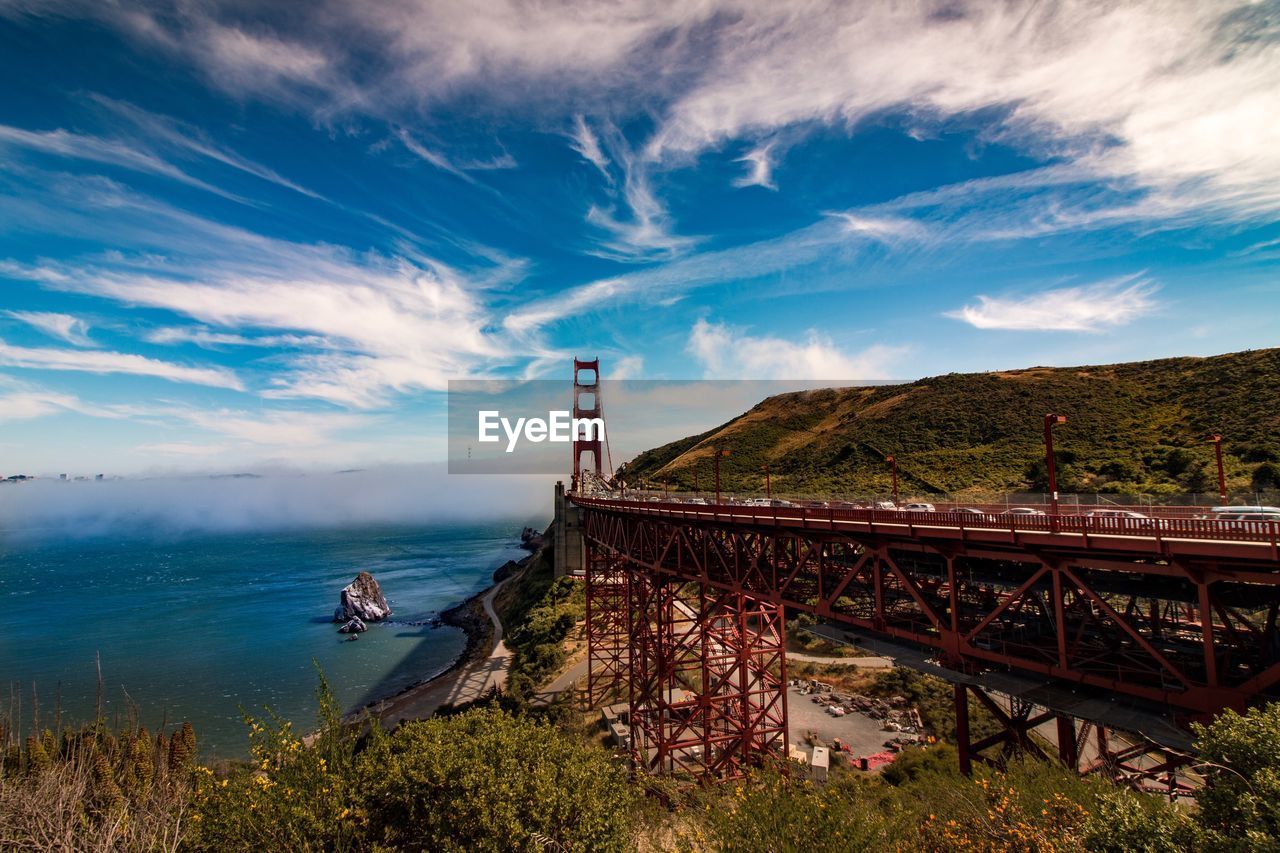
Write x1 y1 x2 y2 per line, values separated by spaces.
12 679 1280 850
618 348 1280 498
494 545 585 704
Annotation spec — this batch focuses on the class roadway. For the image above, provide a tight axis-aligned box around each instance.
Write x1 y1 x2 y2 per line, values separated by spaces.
574 494 1280 571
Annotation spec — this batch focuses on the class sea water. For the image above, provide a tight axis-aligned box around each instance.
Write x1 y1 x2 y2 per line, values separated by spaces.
0 521 532 759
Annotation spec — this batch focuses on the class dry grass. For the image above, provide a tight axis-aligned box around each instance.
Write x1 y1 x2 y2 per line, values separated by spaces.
0 747 189 851
789 660 881 693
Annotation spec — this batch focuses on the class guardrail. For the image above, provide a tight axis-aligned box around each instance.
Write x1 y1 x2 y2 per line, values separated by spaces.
615 491 1276 518
573 495 1280 548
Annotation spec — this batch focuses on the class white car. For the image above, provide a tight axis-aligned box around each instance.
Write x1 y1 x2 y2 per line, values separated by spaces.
901 503 935 512
1084 509 1150 519
826 706 846 717
1001 507 1046 516
874 501 897 510
1083 508 1161 529
1211 506 1280 524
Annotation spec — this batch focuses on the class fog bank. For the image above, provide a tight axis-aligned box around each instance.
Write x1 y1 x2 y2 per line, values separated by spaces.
0 466 556 541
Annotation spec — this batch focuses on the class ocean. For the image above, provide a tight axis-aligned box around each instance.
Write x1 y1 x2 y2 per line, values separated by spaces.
0 521 532 760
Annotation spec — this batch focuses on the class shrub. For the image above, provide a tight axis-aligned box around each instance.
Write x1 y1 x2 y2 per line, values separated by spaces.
1252 462 1280 491
1194 703 1280 849
186 673 365 851
358 707 635 852
909 758 1192 852
684 766 907 851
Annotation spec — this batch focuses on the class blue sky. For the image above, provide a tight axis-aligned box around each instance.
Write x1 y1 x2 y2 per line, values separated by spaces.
0 0 1277 476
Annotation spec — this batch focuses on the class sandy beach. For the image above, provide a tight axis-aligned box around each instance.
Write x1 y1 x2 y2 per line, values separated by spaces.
349 550 529 728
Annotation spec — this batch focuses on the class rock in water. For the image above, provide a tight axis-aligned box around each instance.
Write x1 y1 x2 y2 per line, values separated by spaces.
518 526 545 551
334 571 391 622
338 616 367 634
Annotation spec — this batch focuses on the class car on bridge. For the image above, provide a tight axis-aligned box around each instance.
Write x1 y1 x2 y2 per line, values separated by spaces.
952 507 989 516
1209 506 1280 529
1083 508 1160 529
900 502 935 512
1001 507 1046 516
1211 505 1280 519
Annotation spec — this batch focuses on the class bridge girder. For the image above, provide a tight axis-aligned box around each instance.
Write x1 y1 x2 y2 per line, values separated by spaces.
580 502 1280 779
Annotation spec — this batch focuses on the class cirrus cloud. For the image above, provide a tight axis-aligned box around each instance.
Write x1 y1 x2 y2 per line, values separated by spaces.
946 276 1160 332
687 318 904 380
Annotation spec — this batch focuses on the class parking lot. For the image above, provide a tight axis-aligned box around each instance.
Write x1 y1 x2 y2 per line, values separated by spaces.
787 685 898 761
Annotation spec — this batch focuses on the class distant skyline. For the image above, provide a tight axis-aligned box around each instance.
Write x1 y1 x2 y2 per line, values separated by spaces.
1 1 1277 475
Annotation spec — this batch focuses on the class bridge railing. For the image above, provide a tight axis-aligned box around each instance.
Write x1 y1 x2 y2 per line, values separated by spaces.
618 490 1280 517
573 495 1280 547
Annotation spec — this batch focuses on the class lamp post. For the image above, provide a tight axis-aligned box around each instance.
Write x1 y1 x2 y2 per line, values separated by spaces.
713 448 730 506
1207 434 1226 504
761 464 772 499
1044 414 1067 524
886 455 899 506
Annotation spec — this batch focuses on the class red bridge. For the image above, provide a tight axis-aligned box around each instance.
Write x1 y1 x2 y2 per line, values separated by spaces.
565 359 1280 790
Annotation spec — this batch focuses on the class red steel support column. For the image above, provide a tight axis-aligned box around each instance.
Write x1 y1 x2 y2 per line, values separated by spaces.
1052 565 1069 671
628 573 787 780
1056 715 1078 769
586 541 630 707
1198 580 1219 688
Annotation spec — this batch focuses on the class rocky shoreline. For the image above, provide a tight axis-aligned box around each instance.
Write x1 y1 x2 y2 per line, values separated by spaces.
349 550 533 723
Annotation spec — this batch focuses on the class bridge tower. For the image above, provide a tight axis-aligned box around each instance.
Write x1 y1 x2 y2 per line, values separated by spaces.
574 356 787 775
571 358 602 488
571 358 629 702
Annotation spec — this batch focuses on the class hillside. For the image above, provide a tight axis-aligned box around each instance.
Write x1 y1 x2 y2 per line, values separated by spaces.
617 348 1280 498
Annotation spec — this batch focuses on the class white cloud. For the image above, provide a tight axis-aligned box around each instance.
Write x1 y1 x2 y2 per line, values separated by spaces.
0 123 237 199
394 129 514 179
946 275 1160 332
580 120 698 262
4 310 94 346
27 1 1276 229
610 354 644 380
570 114 611 177
91 96 324 199
0 166 520 408
646 2 1280 221
33 256 505 406
144 325 327 349
687 318 903 380
0 337 245 389
178 407 373 446
733 143 776 190
0 387 82 422
831 212 929 244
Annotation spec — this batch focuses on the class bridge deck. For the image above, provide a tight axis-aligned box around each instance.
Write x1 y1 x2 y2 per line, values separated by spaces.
574 496 1280 575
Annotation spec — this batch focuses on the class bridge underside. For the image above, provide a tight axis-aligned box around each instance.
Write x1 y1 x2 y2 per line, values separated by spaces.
580 503 1280 785
587 542 787 780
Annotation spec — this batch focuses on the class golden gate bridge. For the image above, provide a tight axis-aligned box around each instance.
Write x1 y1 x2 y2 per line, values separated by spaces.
563 358 1280 794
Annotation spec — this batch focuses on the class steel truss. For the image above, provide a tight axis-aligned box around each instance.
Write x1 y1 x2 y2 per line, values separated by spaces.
585 541 629 706
580 505 1280 778
955 683 1196 797
625 570 787 779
